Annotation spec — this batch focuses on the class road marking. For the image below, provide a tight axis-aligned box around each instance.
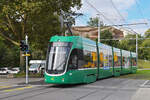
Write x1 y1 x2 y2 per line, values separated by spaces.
140 80 149 87
3 86 33 92
0 86 11 89
0 81 8 83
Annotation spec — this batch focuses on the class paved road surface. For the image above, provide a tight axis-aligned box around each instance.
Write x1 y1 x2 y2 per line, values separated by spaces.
0 78 149 100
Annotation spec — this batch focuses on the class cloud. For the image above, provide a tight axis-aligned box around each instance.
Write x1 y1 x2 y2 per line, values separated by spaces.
75 0 136 25
73 0 150 35
114 0 135 10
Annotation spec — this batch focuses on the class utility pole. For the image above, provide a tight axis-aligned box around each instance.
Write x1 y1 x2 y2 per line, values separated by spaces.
97 14 101 43
25 35 29 84
20 35 30 84
136 33 138 67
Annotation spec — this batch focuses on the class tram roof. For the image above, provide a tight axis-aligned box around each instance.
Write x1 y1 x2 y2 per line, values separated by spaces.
49 36 136 55
50 35 96 45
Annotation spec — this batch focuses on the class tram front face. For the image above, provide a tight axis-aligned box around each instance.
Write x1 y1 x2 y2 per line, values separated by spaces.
46 42 72 75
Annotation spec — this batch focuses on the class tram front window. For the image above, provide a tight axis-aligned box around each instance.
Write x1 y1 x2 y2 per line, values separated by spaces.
46 42 72 74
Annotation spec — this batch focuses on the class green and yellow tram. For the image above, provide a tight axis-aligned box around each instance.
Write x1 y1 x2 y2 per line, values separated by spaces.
44 36 137 84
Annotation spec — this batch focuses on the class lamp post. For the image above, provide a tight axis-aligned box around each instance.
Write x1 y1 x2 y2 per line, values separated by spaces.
136 33 138 66
25 35 29 84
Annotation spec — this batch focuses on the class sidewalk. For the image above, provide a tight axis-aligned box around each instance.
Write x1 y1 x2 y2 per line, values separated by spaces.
138 68 150 70
0 78 46 86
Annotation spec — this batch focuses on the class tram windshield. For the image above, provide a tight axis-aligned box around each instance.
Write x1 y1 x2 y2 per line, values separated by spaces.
46 42 72 74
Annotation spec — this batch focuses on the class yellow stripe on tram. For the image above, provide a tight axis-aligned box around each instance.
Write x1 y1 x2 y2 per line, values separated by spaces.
3 86 32 92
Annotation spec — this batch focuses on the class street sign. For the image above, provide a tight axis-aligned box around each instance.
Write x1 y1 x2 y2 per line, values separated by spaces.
22 54 31 56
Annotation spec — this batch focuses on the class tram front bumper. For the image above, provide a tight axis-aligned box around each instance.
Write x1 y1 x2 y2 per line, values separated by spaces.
44 74 69 84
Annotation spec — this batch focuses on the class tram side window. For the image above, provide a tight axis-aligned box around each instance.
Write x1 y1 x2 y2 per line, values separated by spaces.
68 49 78 70
99 51 112 68
91 52 98 68
78 49 86 69
109 55 113 67
103 54 112 68
77 49 98 69
83 50 94 68
114 56 121 67
122 57 125 66
127 57 130 67
122 56 130 68
132 58 137 66
118 56 121 66
83 50 91 68
99 52 104 67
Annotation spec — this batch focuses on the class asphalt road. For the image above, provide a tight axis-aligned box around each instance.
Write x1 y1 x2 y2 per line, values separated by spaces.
0 77 149 100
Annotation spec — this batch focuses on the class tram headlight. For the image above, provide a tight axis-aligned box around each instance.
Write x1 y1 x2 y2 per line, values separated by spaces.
51 78 54 80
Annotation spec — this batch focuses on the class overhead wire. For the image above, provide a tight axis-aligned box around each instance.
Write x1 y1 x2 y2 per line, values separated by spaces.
71 7 88 26
75 0 150 50
108 0 139 35
100 38 150 41
108 0 147 36
83 0 147 37
109 0 127 23
86 0 116 25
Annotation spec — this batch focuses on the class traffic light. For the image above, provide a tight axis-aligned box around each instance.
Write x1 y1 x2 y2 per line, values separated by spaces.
20 41 25 51
20 40 28 51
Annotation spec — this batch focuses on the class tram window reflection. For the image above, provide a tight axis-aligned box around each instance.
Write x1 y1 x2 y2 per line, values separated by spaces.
68 49 78 70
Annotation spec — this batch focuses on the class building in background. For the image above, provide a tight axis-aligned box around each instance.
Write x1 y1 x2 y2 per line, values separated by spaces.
71 26 124 40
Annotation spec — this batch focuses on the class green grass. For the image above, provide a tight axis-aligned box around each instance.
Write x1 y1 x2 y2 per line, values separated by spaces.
118 70 150 80
138 59 150 69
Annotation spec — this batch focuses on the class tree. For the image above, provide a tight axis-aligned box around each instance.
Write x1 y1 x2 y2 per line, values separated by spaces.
0 37 8 67
118 33 145 59
100 30 119 47
119 34 137 52
139 39 150 60
139 28 150 60
0 36 19 68
0 0 81 69
87 17 104 27
144 29 150 38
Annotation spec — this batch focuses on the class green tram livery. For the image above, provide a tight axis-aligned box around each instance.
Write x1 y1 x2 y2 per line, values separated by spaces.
45 36 137 84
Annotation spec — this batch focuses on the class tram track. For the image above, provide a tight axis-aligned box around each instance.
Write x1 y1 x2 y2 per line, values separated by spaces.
19 87 63 100
76 90 98 100
0 84 83 100
0 78 146 100
0 85 61 100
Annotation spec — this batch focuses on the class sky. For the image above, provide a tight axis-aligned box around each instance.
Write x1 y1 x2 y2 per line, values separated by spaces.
74 0 150 35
